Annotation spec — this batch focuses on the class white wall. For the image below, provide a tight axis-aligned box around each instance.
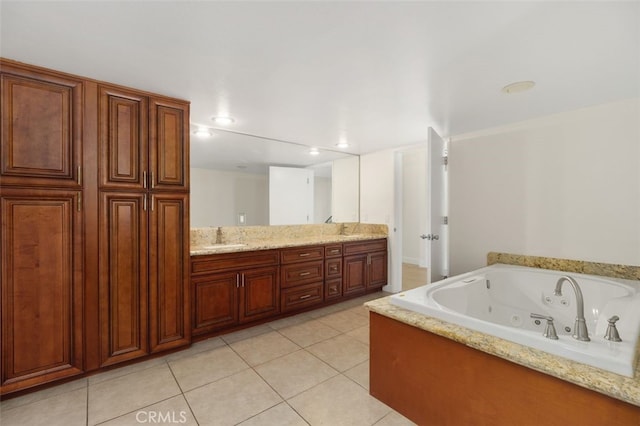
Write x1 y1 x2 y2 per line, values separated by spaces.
332 156 360 222
360 148 400 292
449 98 640 275
190 168 268 227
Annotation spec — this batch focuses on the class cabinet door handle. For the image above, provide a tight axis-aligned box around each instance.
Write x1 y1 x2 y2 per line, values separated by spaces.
77 192 82 212
151 195 154 211
299 253 310 257
330 266 338 272
241 274 245 287
236 274 240 288
330 249 339 254
143 194 147 211
299 272 311 277
151 171 155 189
299 294 312 300
143 171 147 188
77 166 82 186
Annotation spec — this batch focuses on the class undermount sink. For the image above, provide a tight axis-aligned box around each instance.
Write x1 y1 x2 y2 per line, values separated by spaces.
200 243 247 249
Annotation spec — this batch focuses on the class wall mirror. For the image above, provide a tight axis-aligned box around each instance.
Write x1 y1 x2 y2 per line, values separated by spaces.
190 129 360 227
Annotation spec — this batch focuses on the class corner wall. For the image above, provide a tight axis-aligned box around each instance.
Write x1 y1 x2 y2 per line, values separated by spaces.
449 98 640 275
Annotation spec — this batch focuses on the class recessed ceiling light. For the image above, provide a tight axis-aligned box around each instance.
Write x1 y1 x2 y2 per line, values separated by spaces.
211 116 235 126
336 141 349 148
309 148 320 156
501 81 536 94
193 128 213 138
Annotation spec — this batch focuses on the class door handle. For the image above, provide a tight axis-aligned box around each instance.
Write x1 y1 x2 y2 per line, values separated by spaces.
420 234 439 241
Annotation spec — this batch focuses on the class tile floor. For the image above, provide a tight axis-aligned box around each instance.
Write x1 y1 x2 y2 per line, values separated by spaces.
0 293 416 426
402 263 428 291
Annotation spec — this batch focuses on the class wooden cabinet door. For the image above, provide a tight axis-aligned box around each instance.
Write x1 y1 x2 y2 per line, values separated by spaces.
1 66 82 188
192 272 238 335
149 193 190 352
149 98 189 191
343 255 367 296
239 266 280 323
368 251 388 289
1 189 83 394
98 86 148 190
98 192 148 366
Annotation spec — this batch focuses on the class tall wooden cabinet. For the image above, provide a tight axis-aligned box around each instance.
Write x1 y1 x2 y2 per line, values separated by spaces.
0 59 190 395
98 85 189 366
1 62 85 394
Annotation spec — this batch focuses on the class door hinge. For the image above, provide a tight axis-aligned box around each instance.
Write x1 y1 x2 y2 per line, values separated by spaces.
443 216 448 225
443 156 448 166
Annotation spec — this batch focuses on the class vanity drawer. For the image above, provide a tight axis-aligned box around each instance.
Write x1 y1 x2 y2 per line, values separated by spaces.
191 249 279 275
325 244 343 258
343 239 387 256
281 282 323 312
325 277 342 301
325 258 343 278
281 260 324 288
280 246 324 264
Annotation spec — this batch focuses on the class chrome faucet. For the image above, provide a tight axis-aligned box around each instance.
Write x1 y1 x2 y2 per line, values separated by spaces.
554 276 590 341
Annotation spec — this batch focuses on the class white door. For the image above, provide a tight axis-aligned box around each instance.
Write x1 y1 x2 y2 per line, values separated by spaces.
269 166 314 225
423 127 448 283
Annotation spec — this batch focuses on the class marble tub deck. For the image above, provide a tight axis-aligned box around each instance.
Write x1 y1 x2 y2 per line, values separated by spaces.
366 253 640 408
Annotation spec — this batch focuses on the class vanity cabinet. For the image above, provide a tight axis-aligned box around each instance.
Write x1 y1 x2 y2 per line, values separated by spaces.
343 239 388 296
190 239 386 339
191 250 280 335
280 246 325 312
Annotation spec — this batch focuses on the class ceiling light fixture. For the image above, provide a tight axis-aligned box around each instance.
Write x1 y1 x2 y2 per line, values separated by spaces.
336 141 349 148
309 148 320 156
193 128 213 138
501 81 536 94
211 116 235 126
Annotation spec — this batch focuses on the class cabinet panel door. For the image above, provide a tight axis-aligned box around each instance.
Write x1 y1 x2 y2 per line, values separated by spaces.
149 193 190 352
1 69 82 188
343 255 367 296
99 192 148 366
368 251 388 289
1 189 83 393
99 86 148 190
192 272 238 335
149 98 189 190
239 266 280 323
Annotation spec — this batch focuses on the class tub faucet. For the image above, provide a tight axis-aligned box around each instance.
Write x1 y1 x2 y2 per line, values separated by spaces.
554 276 590 342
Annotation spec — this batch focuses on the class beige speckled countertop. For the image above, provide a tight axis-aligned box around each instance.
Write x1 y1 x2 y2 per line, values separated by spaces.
366 253 640 407
190 223 388 256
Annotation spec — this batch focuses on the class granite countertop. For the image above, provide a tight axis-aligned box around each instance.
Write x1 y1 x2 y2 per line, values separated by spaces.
365 296 640 407
190 233 388 256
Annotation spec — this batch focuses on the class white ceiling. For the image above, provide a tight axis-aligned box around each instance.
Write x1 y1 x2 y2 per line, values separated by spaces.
2 1 639 167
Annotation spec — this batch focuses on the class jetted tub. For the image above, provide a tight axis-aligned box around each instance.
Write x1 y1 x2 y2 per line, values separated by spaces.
390 264 640 377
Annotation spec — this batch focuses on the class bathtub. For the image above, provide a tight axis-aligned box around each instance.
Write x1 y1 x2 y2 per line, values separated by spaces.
390 264 640 377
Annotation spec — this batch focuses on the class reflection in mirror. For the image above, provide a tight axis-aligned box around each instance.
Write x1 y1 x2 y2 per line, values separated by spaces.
190 129 359 227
